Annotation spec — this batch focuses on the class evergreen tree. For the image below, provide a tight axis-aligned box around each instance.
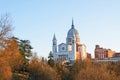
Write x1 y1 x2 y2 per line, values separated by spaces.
12 37 33 72
48 51 55 67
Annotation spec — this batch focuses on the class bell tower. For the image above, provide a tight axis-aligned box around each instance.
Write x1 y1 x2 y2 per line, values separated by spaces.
52 34 57 53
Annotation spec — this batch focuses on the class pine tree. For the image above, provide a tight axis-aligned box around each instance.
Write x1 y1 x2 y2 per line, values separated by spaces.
48 51 55 67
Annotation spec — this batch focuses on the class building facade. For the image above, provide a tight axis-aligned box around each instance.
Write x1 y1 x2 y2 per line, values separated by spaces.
52 20 87 63
95 45 115 59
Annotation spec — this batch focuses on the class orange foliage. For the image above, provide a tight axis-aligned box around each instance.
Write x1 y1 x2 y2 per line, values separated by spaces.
0 58 12 80
28 56 58 80
70 60 119 80
0 39 24 73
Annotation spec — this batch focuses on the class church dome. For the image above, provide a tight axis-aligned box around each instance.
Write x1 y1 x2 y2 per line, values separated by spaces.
67 20 79 38
67 20 80 44
67 26 79 38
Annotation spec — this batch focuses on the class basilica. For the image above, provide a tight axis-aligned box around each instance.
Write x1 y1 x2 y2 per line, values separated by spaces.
52 20 87 63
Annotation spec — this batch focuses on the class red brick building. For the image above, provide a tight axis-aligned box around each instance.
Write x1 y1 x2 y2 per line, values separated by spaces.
95 45 115 59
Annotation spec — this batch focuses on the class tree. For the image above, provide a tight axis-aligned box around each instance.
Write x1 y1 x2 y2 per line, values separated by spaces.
48 51 55 67
0 14 12 49
75 63 111 80
69 60 89 80
0 58 12 80
19 40 33 58
55 63 69 80
19 39 33 72
1 38 24 72
69 60 116 80
12 37 33 72
113 61 120 79
28 55 58 80
0 14 13 80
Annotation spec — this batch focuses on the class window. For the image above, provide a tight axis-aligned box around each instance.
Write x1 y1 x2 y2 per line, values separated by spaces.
68 38 72 42
62 47 65 50
68 45 72 51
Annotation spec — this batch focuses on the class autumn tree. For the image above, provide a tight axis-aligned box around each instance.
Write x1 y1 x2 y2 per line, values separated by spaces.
69 60 117 80
54 63 69 80
69 60 91 80
0 58 12 80
3 38 24 72
75 62 111 80
0 14 14 80
28 55 59 80
111 61 120 79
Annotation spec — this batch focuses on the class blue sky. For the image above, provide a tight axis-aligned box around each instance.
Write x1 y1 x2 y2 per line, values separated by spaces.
0 0 120 58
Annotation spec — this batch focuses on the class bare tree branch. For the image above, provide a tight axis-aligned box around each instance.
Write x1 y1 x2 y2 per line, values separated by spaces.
0 14 13 49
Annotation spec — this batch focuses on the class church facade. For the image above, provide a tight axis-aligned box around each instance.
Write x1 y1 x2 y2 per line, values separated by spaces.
52 20 87 63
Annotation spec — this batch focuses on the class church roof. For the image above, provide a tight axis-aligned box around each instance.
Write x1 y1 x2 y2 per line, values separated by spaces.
67 20 79 38
53 34 57 40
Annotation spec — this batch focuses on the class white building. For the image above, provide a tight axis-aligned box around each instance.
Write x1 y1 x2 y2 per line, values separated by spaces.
52 20 87 63
94 57 120 63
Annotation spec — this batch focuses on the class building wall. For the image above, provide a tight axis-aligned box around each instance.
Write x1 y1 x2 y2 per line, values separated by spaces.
58 43 67 52
113 53 120 57
107 49 115 58
79 44 87 60
95 47 107 59
95 45 115 59
76 52 81 60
